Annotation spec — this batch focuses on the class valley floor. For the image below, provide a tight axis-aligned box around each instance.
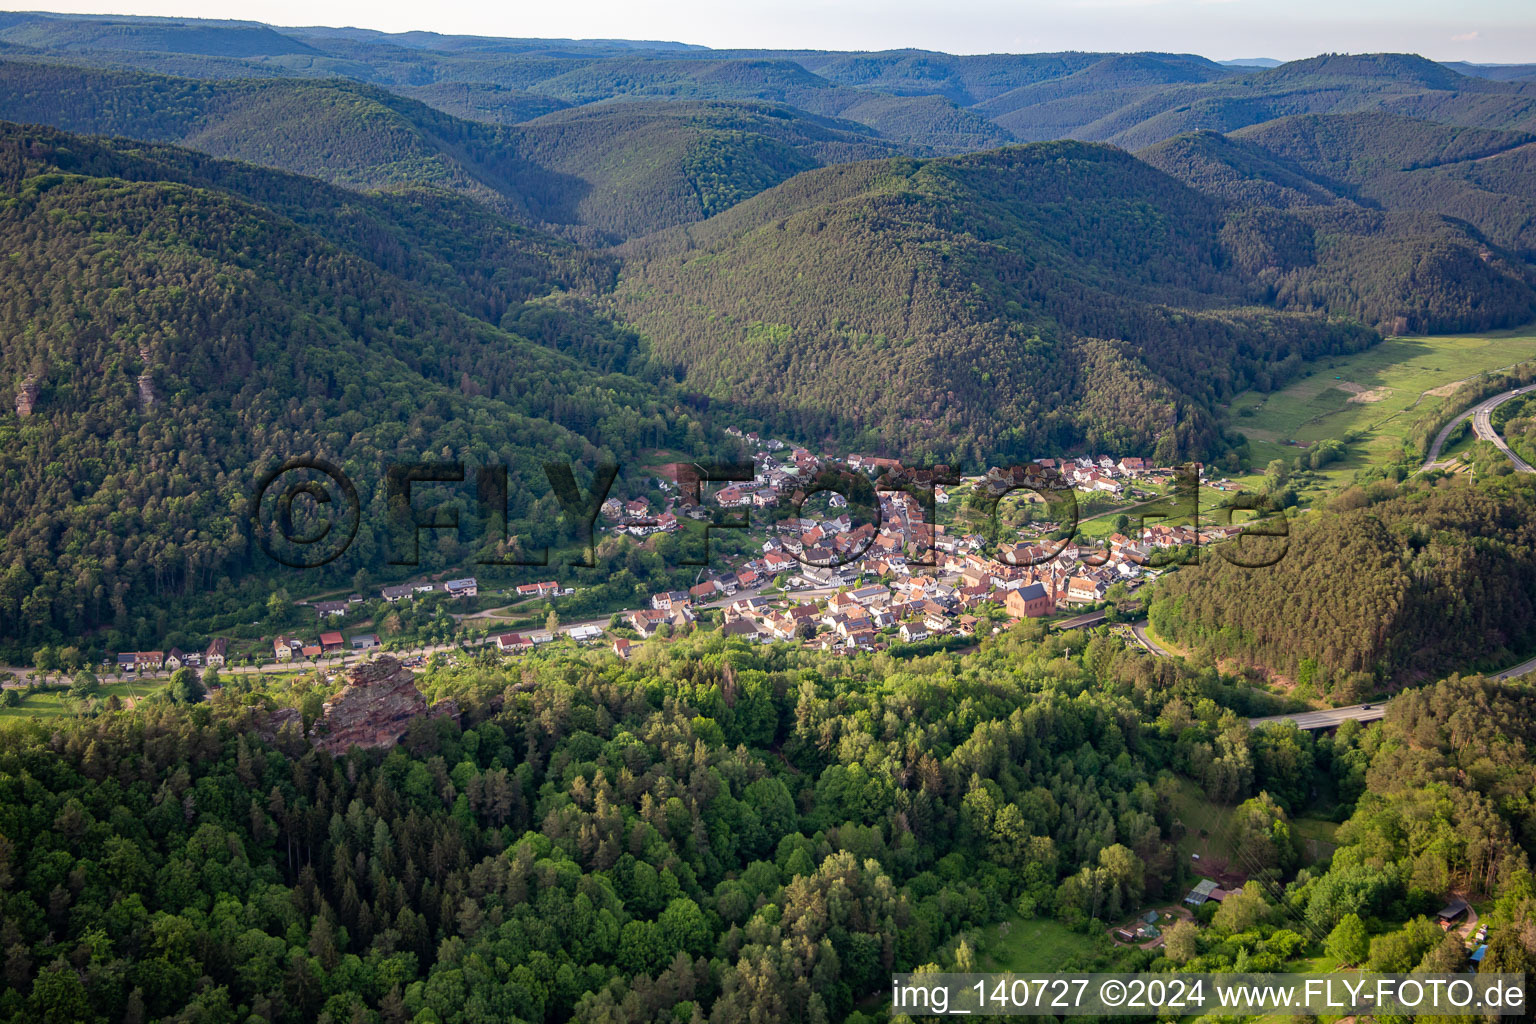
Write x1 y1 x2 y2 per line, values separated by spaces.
1225 323 1536 499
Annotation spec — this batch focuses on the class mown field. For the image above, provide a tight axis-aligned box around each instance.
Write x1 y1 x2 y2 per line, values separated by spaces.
976 914 1105 972
0 679 166 719
1227 325 1536 497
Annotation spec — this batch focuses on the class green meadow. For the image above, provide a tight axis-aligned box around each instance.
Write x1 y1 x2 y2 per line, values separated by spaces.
976 914 1104 973
1227 325 1536 497
0 679 167 719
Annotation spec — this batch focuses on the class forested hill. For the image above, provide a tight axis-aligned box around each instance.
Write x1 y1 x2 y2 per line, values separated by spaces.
0 60 910 241
609 137 1536 461
2 111 1536 643
1138 117 1536 332
1135 131 1355 210
471 102 906 242
1050 53 1536 150
1149 476 1536 694
1229 113 1536 257
0 122 711 651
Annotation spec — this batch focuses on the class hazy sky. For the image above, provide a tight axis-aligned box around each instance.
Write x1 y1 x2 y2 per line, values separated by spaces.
16 0 1536 63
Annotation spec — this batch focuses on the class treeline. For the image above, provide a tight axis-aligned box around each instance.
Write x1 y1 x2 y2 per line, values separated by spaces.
1149 475 1536 691
1233 111 1536 257
1147 120 1536 333
0 62 911 243
8 16 1536 156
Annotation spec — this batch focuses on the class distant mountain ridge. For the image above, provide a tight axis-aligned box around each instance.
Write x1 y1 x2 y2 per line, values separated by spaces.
3 11 1535 153
0 59 910 240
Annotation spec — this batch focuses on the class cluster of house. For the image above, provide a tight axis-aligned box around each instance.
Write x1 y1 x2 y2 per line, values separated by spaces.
379 577 481 603
305 577 485 619
493 622 602 653
601 496 687 537
1114 910 1168 944
272 631 381 662
513 580 572 600
599 434 1197 554
600 439 844 536
482 442 1229 659
109 445 1230 674
261 576 494 666
593 506 1227 656
114 638 229 673
378 576 571 607
1035 455 1165 497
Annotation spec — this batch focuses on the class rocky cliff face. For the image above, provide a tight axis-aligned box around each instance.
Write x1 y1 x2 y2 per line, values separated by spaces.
309 655 456 754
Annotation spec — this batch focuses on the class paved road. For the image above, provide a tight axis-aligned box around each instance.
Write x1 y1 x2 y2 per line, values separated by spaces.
1495 655 1536 681
1130 620 1171 656
1248 704 1387 730
1422 384 1536 472
0 580 833 689
1470 386 1536 472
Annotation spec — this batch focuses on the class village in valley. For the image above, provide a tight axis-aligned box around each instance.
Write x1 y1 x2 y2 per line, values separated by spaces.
83 432 1264 682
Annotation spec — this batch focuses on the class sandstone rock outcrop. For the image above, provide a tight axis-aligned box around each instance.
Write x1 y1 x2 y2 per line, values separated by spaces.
15 376 39 417
309 655 456 754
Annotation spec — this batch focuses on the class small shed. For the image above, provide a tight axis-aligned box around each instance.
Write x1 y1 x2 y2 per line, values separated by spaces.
1436 897 1469 929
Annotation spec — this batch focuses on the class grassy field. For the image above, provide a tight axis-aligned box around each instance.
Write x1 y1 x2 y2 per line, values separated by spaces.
1291 816 1341 866
976 914 1103 972
1166 776 1243 872
0 679 166 719
1227 325 1536 498
1077 484 1247 539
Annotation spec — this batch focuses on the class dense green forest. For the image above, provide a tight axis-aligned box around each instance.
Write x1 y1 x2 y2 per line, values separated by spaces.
0 122 718 658
1141 119 1536 332
1149 475 1536 692
1229 112 1536 256
3 616 1536 1022
5 18 1536 1023
612 141 1449 461
0 61 908 242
